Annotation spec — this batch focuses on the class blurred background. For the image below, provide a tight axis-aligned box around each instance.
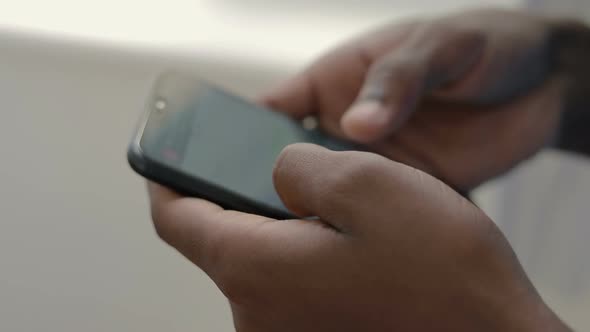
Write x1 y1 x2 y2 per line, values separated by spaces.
1 0 589 331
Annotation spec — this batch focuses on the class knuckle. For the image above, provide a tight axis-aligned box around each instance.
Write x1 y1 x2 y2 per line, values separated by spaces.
217 275 249 304
313 152 397 223
371 54 415 75
150 203 175 244
420 21 486 53
369 53 426 91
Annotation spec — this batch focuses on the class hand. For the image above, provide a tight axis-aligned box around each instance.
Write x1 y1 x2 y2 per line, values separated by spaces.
263 9 567 191
149 144 567 331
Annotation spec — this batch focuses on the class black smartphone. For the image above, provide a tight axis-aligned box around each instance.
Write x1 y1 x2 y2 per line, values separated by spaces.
128 72 356 219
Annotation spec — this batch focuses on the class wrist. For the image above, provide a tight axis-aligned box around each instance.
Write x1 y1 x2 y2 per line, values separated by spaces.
547 18 590 155
548 18 590 105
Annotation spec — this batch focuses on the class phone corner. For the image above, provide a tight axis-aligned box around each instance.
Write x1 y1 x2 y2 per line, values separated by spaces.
127 142 148 175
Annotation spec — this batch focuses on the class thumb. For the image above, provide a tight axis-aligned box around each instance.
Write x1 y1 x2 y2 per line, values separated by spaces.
341 28 486 143
273 143 431 235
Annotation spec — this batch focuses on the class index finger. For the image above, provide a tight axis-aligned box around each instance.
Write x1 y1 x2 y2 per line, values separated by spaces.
259 22 417 119
147 182 349 303
147 183 273 271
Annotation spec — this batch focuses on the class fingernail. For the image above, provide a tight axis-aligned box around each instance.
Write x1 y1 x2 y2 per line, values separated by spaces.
341 101 392 143
346 101 391 127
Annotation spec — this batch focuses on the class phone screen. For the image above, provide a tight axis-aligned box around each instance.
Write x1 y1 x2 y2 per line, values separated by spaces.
139 73 352 213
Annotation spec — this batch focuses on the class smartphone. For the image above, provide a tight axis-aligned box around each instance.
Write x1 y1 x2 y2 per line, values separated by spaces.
128 72 357 219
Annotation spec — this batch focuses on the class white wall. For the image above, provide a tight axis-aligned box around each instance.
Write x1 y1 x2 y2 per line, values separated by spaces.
0 35 250 331
0 0 521 69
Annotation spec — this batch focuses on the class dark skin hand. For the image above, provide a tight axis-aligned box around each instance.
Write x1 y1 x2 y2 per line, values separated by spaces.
262 9 566 191
146 8 578 332
149 144 568 331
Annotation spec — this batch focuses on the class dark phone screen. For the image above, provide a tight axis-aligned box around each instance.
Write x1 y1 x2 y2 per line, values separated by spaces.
140 77 352 213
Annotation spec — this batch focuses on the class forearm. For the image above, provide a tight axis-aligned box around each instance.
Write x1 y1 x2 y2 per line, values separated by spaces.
550 19 590 156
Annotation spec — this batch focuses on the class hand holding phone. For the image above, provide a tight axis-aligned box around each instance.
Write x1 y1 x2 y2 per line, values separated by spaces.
147 143 560 332
128 72 356 219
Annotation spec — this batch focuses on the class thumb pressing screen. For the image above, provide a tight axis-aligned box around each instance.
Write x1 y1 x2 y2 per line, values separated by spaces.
130 72 355 218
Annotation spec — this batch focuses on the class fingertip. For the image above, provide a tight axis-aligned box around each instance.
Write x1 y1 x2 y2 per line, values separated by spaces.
341 101 393 143
280 142 330 156
273 143 328 189
259 74 314 118
272 143 333 217
257 88 287 111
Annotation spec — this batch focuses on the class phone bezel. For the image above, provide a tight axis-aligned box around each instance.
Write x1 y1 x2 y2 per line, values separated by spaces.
127 73 297 220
